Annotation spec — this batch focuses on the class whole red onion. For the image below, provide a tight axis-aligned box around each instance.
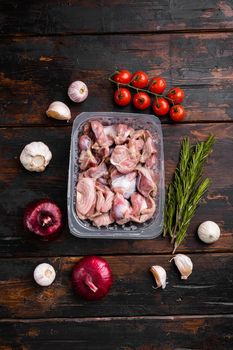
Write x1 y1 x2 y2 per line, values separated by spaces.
24 199 63 240
72 256 113 301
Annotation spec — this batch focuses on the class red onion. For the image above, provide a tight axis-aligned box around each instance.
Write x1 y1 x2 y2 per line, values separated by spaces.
24 199 62 240
72 256 113 301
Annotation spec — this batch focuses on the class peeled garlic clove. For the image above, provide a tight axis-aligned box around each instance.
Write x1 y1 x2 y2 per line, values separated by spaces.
198 221 220 244
68 80 88 103
150 265 167 289
33 263 56 286
46 101 71 121
172 254 193 280
20 141 52 172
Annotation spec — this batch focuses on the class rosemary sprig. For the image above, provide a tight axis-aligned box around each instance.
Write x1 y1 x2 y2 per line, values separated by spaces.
163 135 215 253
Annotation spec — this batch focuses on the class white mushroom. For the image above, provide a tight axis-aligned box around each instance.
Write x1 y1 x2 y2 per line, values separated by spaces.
33 263 56 286
20 141 52 172
197 221 221 244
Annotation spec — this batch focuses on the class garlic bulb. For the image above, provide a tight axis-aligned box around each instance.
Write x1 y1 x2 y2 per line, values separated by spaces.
33 263 56 286
171 254 193 280
20 141 52 172
198 221 220 243
46 101 71 121
68 81 88 103
150 265 167 289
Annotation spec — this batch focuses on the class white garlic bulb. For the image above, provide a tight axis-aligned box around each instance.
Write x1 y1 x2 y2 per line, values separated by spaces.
150 265 167 289
33 263 56 286
46 101 71 121
68 80 88 103
171 254 193 280
20 141 52 172
198 221 220 244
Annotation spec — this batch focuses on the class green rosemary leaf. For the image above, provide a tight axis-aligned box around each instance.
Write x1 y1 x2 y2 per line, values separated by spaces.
174 178 211 252
163 135 215 253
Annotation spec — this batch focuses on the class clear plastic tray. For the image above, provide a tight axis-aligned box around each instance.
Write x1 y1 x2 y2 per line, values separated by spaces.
67 112 165 239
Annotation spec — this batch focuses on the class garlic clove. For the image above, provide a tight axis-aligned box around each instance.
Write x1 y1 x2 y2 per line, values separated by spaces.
46 101 71 121
68 81 88 103
150 265 167 289
171 254 193 280
198 221 220 244
20 141 52 172
33 263 56 286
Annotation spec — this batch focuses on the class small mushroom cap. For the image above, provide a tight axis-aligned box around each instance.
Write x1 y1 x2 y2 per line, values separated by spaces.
198 221 220 244
33 263 56 286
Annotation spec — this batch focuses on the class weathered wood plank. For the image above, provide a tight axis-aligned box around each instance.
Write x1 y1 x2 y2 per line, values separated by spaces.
1 33 233 125
0 316 233 350
1 1 233 35
0 254 232 318
0 123 232 257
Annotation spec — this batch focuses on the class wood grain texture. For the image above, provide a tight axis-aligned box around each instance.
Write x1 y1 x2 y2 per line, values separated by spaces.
0 315 233 350
1 33 233 126
0 254 233 318
0 123 232 257
1 0 233 35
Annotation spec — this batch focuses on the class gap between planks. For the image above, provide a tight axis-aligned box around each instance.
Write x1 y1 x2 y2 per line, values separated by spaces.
1 28 233 38
0 120 233 129
0 314 233 322
1 249 233 259
0 252 232 260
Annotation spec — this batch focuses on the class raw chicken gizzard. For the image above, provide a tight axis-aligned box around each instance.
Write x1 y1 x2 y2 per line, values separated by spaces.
76 121 158 227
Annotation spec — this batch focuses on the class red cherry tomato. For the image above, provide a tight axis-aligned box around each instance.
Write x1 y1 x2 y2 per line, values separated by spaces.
133 92 151 110
152 97 170 116
114 88 132 106
170 105 185 122
131 71 149 88
167 87 184 104
113 70 132 84
149 77 166 94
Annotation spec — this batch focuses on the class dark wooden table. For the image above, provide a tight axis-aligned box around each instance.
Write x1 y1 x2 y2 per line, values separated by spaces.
0 1 233 349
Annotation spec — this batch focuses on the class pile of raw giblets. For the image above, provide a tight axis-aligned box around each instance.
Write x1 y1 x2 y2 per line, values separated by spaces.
76 120 158 227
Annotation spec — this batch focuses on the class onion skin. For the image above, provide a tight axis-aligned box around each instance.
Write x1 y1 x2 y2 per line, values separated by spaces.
72 256 113 301
24 199 63 240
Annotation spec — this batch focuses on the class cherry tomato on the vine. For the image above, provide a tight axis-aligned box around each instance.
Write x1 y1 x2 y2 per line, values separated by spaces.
113 70 132 84
152 97 170 116
170 105 185 122
131 71 149 88
149 77 166 94
167 87 184 104
114 88 132 106
133 92 151 110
